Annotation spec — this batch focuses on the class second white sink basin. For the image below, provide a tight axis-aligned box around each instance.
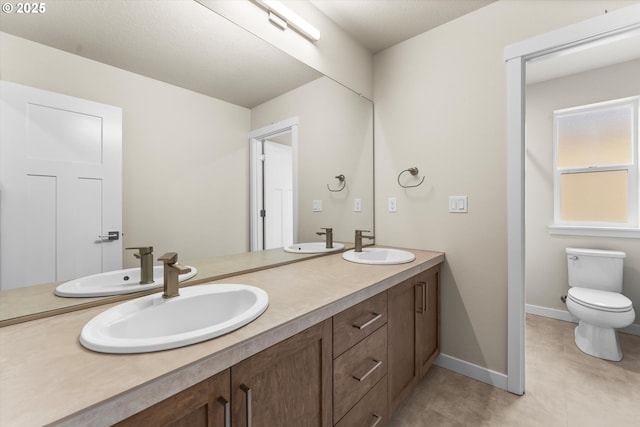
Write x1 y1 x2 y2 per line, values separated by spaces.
80 284 269 353
284 242 345 254
55 266 198 298
342 248 416 265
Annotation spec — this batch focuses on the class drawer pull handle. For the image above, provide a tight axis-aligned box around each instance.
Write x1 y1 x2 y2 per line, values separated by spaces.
353 359 383 382
353 313 383 330
371 413 383 427
240 384 252 427
417 281 428 315
217 396 230 427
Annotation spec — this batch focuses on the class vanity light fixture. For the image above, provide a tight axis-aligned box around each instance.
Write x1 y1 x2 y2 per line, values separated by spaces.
252 0 321 42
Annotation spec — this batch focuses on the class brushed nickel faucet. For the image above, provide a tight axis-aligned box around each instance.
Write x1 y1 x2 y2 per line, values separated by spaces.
126 246 154 284
316 227 334 248
354 230 374 252
158 252 191 298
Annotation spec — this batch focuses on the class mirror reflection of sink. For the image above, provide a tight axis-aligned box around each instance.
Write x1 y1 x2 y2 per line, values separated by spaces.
342 248 415 265
283 242 345 254
54 266 198 298
80 283 269 353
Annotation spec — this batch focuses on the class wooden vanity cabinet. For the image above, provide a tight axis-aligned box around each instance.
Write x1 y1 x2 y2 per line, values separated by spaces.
387 265 440 413
114 369 231 427
333 291 388 426
231 318 333 427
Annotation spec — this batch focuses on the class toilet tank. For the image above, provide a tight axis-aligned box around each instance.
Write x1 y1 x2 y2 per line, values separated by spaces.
566 248 625 292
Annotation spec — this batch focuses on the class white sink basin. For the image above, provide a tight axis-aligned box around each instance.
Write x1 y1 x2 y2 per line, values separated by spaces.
283 242 345 254
80 284 269 353
342 248 415 265
55 266 198 298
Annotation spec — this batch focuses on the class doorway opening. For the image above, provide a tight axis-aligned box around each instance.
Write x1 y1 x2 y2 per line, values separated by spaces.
505 5 640 395
249 117 299 251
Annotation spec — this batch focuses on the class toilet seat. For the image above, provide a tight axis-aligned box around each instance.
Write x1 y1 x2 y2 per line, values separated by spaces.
568 287 632 313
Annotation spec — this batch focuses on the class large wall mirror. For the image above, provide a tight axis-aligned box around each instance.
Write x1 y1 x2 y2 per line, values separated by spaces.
0 0 373 324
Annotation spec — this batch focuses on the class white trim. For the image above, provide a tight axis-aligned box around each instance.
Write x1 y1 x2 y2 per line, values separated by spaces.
506 57 526 396
504 4 640 61
526 304 640 336
548 225 640 238
505 4 640 399
526 304 575 323
434 353 508 391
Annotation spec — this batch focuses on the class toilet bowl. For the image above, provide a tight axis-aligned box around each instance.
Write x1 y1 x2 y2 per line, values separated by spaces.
566 288 635 361
565 248 635 362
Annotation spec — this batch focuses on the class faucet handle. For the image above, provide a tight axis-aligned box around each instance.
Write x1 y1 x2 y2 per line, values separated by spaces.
158 252 178 265
158 252 191 274
126 246 153 255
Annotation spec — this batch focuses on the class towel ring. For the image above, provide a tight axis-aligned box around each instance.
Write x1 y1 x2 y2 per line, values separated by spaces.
327 174 346 192
397 167 425 188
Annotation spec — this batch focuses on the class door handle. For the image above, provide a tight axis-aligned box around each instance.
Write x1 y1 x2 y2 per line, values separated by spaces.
98 231 119 241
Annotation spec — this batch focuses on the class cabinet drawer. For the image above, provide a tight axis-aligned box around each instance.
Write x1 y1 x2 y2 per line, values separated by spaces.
335 375 387 427
333 291 387 357
333 325 387 423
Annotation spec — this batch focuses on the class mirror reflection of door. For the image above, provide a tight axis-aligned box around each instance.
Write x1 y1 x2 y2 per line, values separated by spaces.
249 118 298 251
0 81 122 290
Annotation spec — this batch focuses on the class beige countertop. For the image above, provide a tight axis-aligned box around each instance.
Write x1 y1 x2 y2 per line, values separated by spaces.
0 247 444 426
0 246 345 325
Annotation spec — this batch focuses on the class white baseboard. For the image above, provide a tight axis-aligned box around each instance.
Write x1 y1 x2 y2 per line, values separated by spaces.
525 304 640 336
434 353 508 391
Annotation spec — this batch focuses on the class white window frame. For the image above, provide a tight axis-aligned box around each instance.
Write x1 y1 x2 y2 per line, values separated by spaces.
550 96 640 238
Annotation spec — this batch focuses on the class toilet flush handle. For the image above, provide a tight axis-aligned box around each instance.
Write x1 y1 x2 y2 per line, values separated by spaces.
569 255 579 260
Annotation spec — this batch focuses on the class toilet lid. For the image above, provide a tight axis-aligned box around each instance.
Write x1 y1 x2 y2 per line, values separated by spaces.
568 287 633 312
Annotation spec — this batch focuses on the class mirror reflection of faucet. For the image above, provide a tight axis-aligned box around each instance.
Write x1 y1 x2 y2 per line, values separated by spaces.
316 227 334 248
125 246 154 284
354 230 374 252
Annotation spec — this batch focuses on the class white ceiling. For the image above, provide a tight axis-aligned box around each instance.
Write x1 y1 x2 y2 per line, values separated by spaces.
0 0 322 108
2 0 637 106
310 0 496 53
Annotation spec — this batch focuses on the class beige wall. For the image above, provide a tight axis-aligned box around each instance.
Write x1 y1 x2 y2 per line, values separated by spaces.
251 77 374 243
373 0 638 374
526 59 640 323
0 32 251 268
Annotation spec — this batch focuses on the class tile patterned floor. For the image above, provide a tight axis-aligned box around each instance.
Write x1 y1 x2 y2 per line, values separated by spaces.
387 314 640 426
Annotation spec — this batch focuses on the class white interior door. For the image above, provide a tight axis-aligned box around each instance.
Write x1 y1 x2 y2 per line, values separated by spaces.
0 81 122 290
264 139 293 249
249 117 298 251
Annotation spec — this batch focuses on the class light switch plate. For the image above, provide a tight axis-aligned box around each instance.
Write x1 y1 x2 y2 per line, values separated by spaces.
313 200 322 212
448 195 468 213
354 198 362 212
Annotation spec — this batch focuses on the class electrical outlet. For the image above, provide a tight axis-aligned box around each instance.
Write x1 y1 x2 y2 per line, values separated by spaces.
388 197 397 213
354 198 362 212
312 200 322 212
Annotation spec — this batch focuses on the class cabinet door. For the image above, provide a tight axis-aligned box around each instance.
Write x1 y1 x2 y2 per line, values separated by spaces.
231 319 332 427
416 267 440 378
387 277 417 413
115 369 230 427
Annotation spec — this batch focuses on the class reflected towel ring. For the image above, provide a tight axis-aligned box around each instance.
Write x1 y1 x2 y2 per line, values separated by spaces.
397 167 425 188
327 174 346 192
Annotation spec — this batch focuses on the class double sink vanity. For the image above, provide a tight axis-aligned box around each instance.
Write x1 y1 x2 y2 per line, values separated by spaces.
0 244 444 426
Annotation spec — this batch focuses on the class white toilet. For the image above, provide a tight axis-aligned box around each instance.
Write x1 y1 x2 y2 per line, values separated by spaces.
565 248 635 361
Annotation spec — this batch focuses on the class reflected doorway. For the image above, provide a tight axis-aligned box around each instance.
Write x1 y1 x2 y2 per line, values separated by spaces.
249 118 298 251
